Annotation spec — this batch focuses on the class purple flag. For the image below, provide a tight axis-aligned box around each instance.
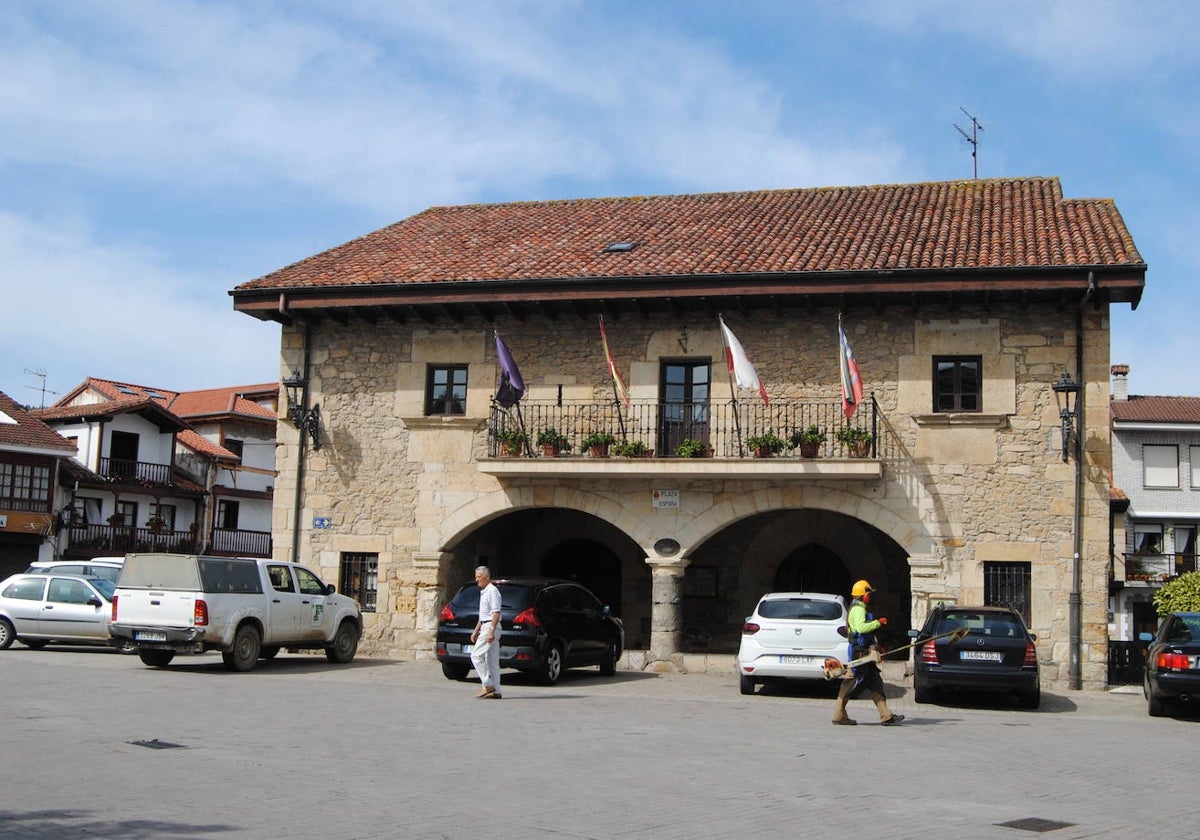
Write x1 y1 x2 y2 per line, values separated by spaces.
494 331 525 408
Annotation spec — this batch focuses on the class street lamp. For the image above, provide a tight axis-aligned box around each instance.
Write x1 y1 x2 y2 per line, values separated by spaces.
282 370 321 451
1051 372 1080 462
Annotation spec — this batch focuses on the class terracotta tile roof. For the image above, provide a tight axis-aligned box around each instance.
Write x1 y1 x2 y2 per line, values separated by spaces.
32 397 190 432
170 384 278 422
0 390 77 453
178 429 240 461
236 177 1144 292
58 377 180 406
1111 396 1200 424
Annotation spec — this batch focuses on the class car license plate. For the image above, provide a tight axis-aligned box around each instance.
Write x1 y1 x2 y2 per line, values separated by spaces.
779 655 812 664
461 644 472 655
135 631 167 642
960 650 1002 662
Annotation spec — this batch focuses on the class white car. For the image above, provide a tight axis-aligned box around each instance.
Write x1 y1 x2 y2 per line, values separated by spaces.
0 573 135 652
737 591 848 695
26 557 125 583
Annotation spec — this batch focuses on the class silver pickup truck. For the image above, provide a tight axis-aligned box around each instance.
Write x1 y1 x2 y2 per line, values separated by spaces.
109 553 362 672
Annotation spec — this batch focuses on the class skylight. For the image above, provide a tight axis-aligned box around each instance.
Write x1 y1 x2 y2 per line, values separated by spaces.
116 386 137 395
603 241 637 253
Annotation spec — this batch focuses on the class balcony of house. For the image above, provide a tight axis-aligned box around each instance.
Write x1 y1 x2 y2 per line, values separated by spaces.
63 523 199 557
479 398 889 480
99 457 175 487
207 527 273 558
1120 552 1197 585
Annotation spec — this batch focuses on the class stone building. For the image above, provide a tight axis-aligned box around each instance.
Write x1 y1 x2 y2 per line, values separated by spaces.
231 177 1146 689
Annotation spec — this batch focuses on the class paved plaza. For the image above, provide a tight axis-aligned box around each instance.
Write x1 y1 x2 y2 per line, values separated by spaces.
2 648 1192 839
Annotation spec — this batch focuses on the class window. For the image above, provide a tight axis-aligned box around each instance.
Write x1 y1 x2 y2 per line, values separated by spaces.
1134 524 1163 554
113 501 137 527
1143 445 1179 488
983 561 1031 626
0 459 51 512
426 365 468 416
48 578 94 605
295 567 327 596
152 504 177 530
224 438 244 461
340 553 378 612
659 360 711 456
933 356 982 412
1191 446 1200 488
217 500 240 530
267 565 295 592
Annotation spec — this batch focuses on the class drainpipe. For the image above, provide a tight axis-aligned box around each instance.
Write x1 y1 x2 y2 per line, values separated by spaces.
1069 271 1096 690
290 321 313 563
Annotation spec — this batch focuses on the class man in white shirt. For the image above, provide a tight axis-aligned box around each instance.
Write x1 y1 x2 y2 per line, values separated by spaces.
471 565 503 699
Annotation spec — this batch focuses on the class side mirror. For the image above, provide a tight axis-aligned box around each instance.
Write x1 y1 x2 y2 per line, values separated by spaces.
602 605 611 616
326 583 336 595
907 629 919 639
87 597 102 607
1028 632 1037 641
837 625 849 638
1138 632 1153 642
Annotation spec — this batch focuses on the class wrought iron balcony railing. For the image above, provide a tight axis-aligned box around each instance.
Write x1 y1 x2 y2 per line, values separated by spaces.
1122 552 1197 583
65 523 198 556
208 527 272 558
99 457 174 487
488 397 884 460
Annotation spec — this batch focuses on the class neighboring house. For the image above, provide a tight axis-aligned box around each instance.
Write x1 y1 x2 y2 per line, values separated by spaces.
0 390 78 577
231 176 1146 689
1109 364 1200 650
31 378 278 561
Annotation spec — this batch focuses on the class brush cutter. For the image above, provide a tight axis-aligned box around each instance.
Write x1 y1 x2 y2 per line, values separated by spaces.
821 626 971 680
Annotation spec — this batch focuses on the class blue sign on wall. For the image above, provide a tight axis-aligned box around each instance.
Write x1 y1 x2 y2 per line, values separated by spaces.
312 516 333 529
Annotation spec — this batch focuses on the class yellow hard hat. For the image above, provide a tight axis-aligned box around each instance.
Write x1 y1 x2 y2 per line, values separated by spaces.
851 579 874 598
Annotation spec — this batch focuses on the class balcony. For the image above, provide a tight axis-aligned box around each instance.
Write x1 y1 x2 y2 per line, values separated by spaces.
64 523 198 557
1121 552 1197 584
99 457 174 487
208 528 272 558
480 398 890 481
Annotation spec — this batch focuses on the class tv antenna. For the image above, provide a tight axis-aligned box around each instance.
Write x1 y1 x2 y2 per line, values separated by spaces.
954 106 984 179
23 368 60 409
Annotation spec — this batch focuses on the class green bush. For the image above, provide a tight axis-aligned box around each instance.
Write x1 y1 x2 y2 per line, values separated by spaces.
1153 571 1200 616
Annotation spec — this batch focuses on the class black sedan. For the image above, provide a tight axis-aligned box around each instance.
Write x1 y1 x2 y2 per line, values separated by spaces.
909 604 1040 708
1141 611 1200 717
436 577 623 685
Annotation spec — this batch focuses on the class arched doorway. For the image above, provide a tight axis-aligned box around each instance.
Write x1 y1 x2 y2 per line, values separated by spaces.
774 543 851 598
541 538 623 616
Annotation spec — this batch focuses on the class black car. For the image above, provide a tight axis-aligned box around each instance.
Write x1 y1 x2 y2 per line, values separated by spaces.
1140 611 1200 717
436 577 624 685
909 604 1040 708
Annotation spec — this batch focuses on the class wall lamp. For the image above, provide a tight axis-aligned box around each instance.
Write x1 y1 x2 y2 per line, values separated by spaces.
282 370 321 451
1051 371 1080 462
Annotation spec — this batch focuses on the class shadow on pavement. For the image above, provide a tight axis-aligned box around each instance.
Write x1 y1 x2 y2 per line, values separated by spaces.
0 810 238 840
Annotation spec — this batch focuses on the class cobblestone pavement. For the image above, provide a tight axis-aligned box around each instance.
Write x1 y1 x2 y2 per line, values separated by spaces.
2 648 1192 839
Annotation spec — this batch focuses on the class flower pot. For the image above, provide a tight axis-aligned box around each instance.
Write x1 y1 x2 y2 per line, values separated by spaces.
848 439 871 458
500 441 522 457
753 446 773 458
588 444 610 458
798 442 820 458
541 443 562 457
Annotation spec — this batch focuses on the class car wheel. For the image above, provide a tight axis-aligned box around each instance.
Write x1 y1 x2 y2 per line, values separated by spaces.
538 643 563 685
739 673 756 695
1017 688 1041 709
22 639 49 650
913 674 934 704
116 639 138 654
222 624 262 672
599 638 619 676
0 617 13 650
442 662 470 680
138 649 175 667
1147 678 1167 717
259 646 280 660
325 621 359 664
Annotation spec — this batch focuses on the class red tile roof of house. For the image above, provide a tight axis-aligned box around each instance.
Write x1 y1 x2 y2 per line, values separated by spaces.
0 391 77 453
1111 396 1200 424
235 177 1144 293
32 396 190 431
178 429 241 461
169 384 278 422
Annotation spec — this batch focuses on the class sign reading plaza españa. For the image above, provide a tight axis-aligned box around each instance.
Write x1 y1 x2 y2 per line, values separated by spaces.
652 490 679 509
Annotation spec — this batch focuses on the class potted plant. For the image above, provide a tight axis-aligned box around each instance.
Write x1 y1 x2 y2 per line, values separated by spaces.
106 512 127 527
536 427 571 457
745 430 787 458
675 438 713 458
581 431 617 457
835 425 873 457
494 427 528 456
613 439 652 458
144 515 168 533
789 425 826 458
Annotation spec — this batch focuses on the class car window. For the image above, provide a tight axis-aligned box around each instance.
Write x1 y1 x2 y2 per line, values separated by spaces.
86 565 122 583
90 578 116 600
198 559 263 593
295 567 326 596
48 578 95 605
3 577 47 600
547 585 580 611
758 598 843 620
267 565 295 593
573 585 602 613
1166 616 1196 643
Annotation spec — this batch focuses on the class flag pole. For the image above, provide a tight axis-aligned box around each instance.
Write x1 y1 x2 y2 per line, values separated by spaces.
719 313 745 456
599 316 628 440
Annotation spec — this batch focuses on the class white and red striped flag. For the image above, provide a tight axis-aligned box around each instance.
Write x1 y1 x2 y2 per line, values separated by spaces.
839 315 864 418
719 315 769 405
599 316 631 408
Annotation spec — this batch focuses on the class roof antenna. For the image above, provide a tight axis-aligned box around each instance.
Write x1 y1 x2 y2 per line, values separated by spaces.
23 367 60 410
954 107 984 179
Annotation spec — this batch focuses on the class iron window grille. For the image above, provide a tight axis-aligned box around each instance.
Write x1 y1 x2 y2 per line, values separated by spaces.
983 561 1031 626
933 355 982 412
341 552 378 612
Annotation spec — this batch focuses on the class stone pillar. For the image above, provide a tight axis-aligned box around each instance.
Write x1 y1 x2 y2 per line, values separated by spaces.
646 559 688 672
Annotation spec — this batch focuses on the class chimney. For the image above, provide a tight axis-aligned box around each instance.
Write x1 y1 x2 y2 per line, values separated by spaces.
1111 364 1129 401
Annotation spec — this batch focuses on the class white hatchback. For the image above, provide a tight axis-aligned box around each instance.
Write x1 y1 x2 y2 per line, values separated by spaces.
737 592 848 695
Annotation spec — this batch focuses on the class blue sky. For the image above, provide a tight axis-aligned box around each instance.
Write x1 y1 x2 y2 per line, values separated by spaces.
2 1 1197 407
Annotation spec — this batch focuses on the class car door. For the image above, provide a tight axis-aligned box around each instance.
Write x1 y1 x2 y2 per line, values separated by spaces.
294 566 332 640
570 584 608 662
2 576 48 635
264 564 307 641
39 577 107 641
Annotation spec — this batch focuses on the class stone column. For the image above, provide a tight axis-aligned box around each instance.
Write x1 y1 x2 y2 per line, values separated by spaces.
646 558 688 672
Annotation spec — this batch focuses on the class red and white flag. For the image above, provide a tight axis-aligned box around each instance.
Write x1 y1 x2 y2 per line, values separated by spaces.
839 316 864 418
719 316 769 405
599 316 631 408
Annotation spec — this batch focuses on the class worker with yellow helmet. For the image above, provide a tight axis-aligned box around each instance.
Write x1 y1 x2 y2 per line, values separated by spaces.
832 579 904 726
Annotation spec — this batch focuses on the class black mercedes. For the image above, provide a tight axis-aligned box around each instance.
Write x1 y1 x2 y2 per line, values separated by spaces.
1141 611 1200 717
